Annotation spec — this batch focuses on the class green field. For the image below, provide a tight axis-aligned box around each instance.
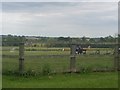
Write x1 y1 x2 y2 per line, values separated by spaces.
3 51 114 73
2 46 118 88
3 72 118 88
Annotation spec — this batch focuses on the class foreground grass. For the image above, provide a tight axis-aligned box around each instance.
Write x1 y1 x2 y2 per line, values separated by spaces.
3 72 118 88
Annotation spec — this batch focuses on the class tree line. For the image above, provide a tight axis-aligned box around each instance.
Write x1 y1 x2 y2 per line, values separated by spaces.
2 34 120 48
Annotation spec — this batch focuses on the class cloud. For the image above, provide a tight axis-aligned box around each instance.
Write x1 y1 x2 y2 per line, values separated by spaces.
1 0 119 2
2 2 118 37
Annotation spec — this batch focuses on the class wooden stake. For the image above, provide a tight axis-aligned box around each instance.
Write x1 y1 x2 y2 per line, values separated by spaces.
114 38 119 71
19 42 24 74
70 44 76 72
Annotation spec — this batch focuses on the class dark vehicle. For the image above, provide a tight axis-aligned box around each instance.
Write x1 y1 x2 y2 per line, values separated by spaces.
76 45 86 54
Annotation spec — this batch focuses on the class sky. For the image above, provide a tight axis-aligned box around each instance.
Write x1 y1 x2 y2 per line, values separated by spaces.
1 1 118 38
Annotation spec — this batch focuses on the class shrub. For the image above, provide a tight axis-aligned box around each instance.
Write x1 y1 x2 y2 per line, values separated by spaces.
79 66 93 73
42 63 51 75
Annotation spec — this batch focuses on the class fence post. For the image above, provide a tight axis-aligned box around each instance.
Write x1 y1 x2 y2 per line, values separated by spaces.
114 38 119 71
118 38 120 71
19 42 24 74
118 37 120 71
70 44 76 72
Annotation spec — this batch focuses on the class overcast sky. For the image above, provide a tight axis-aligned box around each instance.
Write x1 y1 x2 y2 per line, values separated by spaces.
2 2 118 37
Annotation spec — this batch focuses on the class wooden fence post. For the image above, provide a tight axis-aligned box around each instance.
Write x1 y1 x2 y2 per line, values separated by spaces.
70 44 76 72
19 42 24 74
118 37 120 71
114 38 119 71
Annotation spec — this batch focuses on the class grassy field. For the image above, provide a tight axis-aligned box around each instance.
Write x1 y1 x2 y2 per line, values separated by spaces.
3 72 118 88
2 50 114 72
2 46 118 88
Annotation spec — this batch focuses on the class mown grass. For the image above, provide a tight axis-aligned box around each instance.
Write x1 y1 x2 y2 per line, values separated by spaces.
3 72 118 88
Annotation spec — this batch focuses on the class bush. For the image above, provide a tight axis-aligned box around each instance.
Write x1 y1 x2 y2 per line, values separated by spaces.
42 64 51 75
79 66 93 73
2 69 19 76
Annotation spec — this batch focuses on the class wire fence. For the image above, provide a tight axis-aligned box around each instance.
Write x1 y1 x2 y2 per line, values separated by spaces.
2 42 120 75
